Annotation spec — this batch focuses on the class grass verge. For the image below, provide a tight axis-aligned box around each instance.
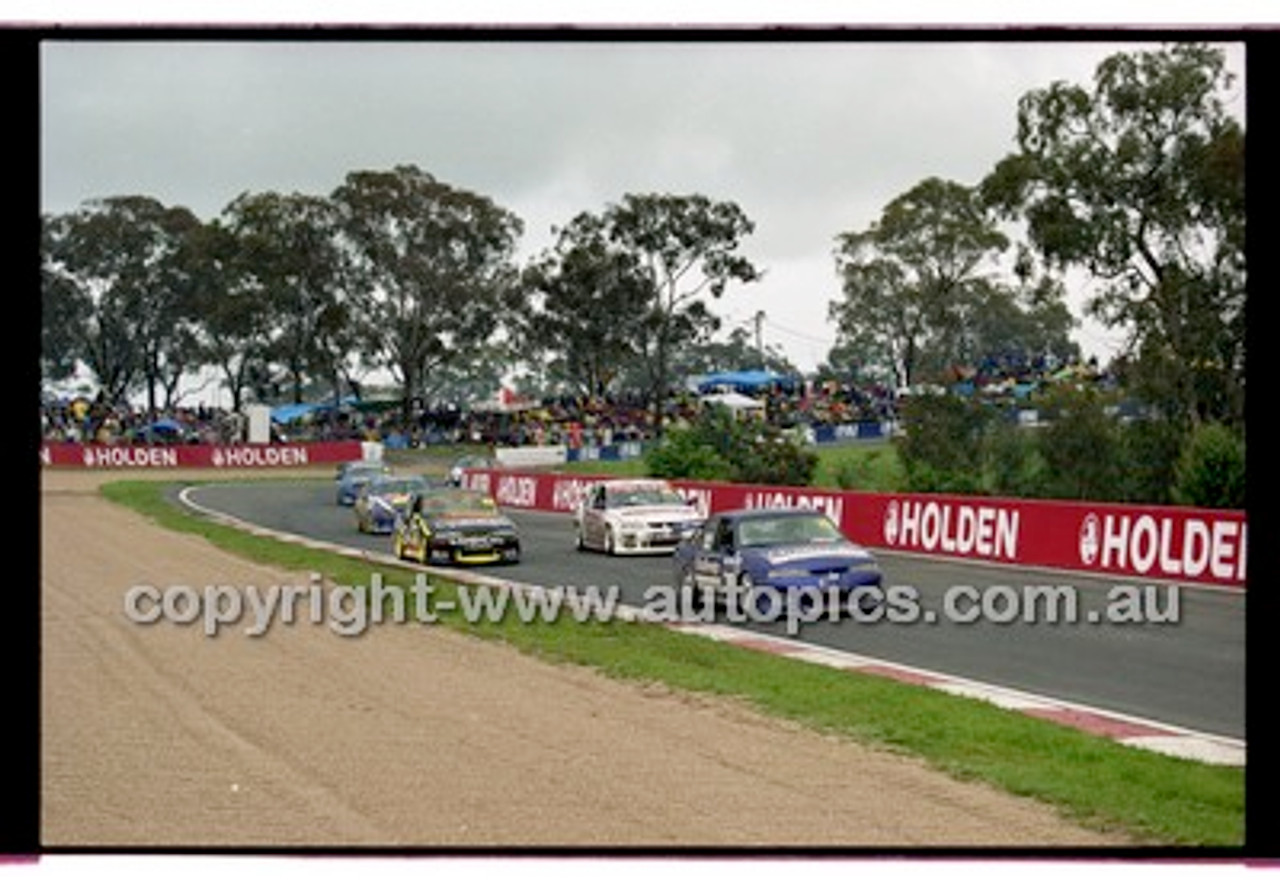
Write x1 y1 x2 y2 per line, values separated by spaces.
98 478 1243 847
558 441 907 490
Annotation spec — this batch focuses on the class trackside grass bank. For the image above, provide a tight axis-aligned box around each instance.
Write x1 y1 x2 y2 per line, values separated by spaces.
558 441 906 490
97 478 1244 847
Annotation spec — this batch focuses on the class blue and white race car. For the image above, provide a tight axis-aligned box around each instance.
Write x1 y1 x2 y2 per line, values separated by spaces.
672 507 883 619
335 460 391 506
354 474 431 534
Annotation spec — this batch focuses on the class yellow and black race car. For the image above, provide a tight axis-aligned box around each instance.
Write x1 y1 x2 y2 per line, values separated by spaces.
392 488 522 566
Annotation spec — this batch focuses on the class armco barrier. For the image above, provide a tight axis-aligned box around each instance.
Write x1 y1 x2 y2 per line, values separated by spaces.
460 468 1247 589
40 440 364 469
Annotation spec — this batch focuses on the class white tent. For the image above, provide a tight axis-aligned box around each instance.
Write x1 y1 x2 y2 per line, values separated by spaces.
699 391 766 415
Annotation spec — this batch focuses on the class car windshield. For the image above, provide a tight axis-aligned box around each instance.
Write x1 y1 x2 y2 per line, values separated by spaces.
371 478 426 496
736 514 844 548
607 486 687 508
423 490 497 513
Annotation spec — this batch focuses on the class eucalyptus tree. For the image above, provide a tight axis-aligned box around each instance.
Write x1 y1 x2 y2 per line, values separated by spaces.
981 42 1244 426
519 210 649 399
185 218 273 412
331 164 524 420
219 190 352 405
831 177 1010 389
40 196 203 410
672 325 799 378
40 214 90 385
601 193 761 434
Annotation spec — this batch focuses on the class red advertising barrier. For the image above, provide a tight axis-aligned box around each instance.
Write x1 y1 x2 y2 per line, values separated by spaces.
40 441 364 469
461 468 1247 589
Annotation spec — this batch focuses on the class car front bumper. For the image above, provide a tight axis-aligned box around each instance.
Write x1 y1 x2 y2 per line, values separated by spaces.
427 537 521 565
612 525 700 554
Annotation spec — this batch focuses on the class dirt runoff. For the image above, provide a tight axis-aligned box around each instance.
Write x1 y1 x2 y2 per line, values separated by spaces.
41 467 1131 849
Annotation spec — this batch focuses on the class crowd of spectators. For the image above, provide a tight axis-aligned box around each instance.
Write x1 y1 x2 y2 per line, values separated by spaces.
41 355 1119 449
41 394 246 445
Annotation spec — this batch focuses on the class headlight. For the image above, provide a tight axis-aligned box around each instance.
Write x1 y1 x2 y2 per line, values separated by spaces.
848 561 880 571
767 568 812 580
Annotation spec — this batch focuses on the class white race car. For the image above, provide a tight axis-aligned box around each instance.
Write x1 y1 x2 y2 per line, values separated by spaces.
574 478 704 555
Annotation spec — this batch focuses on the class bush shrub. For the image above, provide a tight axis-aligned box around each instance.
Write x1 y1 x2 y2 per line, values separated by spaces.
1173 422 1245 509
984 420 1050 498
1116 417 1186 504
646 404 818 486
1033 385 1122 501
894 393 992 493
645 429 733 481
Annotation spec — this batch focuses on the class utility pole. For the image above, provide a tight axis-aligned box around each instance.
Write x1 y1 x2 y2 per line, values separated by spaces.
753 310 766 369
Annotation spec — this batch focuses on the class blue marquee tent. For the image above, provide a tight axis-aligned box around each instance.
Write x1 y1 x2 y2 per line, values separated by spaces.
694 370 797 395
270 396 359 424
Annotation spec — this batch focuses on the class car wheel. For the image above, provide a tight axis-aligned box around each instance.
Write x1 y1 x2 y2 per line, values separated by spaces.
676 565 710 617
393 533 404 560
574 525 586 552
742 573 780 622
604 527 616 556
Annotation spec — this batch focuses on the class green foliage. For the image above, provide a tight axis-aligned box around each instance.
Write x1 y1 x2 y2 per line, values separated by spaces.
646 405 817 486
1116 417 1186 504
603 193 762 430
645 429 733 481
983 420 1050 498
983 43 1244 427
894 393 992 493
1173 422 1245 509
1033 385 1123 501
829 176 1077 392
41 196 205 408
331 164 524 416
519 211 650 398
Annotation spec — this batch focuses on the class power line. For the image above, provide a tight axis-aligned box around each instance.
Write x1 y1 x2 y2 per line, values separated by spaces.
763 317 835 346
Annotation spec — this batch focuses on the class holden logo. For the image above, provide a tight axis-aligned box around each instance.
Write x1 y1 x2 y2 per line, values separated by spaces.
82 447 94 467
211 448 225 468
884 500 900 545
1079 513 1100 566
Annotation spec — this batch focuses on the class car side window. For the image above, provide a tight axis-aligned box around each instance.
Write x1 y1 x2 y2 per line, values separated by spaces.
715 520 735 552
593 488 607 509
699 520 718 552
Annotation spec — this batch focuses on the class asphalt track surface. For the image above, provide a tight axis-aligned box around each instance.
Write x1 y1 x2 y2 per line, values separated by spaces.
182 478 1245 740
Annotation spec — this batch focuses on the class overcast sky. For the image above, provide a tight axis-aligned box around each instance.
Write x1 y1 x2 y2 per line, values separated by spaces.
40 34 1246 375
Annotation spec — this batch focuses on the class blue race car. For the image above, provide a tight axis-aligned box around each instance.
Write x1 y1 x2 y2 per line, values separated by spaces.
353 474 431 534
335 460 391 505
672 507 882 620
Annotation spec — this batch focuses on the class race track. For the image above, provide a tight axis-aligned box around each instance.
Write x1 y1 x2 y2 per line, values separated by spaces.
183 478 1245 741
